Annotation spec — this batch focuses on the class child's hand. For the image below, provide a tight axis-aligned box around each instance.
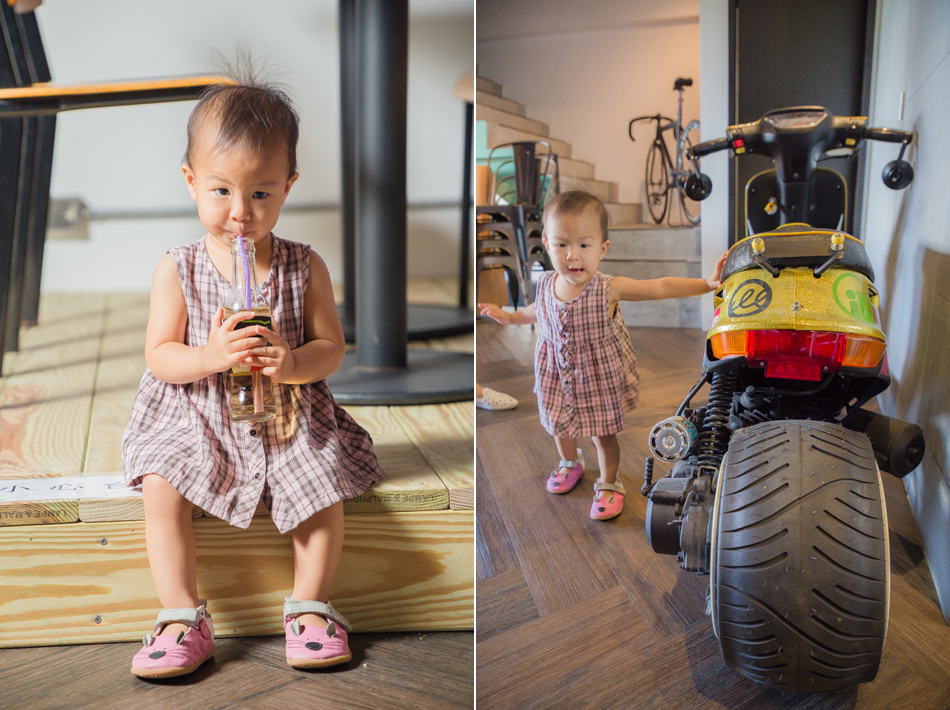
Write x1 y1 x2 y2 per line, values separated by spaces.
706 252 729 290
242 324 297 383
478 302 510 325
202 308 257 373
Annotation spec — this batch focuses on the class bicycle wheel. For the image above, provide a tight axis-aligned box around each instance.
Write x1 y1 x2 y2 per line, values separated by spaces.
645 140 669 224
679 125 702 225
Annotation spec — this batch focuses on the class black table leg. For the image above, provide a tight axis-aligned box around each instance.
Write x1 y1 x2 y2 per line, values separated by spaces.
335 0 470 343
328 0 471 405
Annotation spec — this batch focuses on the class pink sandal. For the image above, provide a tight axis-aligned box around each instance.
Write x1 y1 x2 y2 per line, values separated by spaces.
284 598 352 669
590 479 626 520
131 601 215 678
546 450 585 493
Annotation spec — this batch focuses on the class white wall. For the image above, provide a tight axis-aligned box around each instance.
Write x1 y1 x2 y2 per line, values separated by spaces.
862 0 950 621
34 0 473 290
475 12 700 208
697 0 730 331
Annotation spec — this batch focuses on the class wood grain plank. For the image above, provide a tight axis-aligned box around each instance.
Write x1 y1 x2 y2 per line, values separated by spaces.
475 449 519 581
475 567 538 644
0 509 472 647
0 500 78 525
83 292 149 474
476 416 621 616
0 294 105 478
230 632 474 710
345 406 450 512
391 402 474 509
477 587 652 708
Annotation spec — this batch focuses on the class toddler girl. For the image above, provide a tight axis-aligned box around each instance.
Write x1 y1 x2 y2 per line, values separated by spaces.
478 190 724 521
122 78 382 678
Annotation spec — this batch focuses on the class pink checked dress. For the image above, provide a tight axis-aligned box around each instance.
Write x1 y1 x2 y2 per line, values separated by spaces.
533 270 640 439
122 235 383 534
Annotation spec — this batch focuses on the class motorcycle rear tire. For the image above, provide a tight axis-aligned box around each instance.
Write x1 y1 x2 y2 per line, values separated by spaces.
711 420 889 694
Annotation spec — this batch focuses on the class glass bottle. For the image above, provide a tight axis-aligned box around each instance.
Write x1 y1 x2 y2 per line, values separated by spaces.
223 236 276 421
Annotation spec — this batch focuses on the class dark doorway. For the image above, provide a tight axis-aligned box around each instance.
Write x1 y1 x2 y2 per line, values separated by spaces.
727 0 875 244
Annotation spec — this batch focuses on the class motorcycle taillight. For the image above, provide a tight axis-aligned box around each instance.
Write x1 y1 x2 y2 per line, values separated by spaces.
710 330 886 380
747 330 843 381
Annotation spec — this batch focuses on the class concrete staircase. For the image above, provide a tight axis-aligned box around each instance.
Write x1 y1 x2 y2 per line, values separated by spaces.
476 75 703 328
475 75 639 226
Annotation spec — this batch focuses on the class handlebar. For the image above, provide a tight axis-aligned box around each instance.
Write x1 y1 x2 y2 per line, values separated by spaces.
687 107 913 168
689 137 730 158
628 114 673 142
684 106 915 206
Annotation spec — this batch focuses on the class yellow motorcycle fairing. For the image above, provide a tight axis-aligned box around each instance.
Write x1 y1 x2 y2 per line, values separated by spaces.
709 265 883 342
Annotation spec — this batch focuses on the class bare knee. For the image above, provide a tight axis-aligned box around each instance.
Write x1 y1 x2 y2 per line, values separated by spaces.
142 474 192 519
592 435 619 454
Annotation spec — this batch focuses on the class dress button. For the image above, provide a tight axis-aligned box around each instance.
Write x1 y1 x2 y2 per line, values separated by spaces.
249 429 258 437
253 473 261 480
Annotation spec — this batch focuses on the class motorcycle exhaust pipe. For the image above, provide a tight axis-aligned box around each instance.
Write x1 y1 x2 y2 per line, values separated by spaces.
844 408 925 477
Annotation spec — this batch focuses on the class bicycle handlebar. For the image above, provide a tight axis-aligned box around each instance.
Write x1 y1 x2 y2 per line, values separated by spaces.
628 114 673 142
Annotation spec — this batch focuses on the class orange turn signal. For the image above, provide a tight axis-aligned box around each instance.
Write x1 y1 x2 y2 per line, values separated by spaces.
840 335 886 368
710 330 748 359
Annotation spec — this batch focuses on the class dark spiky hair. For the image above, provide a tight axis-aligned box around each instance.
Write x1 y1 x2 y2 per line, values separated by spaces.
184 59 299 177
542 190 609 242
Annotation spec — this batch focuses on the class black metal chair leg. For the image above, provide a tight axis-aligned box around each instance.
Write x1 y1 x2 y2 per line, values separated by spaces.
4 115 37 352
0 118 24 368
20 113 54 326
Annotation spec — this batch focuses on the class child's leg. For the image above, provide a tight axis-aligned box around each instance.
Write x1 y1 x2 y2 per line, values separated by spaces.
289 501 345 629
142 474 199 637
591 434 620 484
554 436 580 471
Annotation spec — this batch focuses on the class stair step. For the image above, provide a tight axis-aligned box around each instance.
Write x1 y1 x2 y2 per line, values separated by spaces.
619 298 702 329
560 175 618 204
485 123 572 159
605 226 700 260
475 89 525 116
556 156 595 180
476 104 549 137
604 203 643 226
476 76 503 96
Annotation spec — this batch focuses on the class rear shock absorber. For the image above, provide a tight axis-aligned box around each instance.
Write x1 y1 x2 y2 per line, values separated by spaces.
697 370 738 472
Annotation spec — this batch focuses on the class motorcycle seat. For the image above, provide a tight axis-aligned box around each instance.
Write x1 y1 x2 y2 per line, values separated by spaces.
722 225 874 282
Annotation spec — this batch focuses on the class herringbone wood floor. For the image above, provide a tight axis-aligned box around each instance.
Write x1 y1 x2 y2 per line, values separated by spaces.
476 319 950 709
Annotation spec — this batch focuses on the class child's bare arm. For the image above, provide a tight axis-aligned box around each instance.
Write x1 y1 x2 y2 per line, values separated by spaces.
478 302 537 325
145 255 255 384
609 252 728 303
246 252 344 385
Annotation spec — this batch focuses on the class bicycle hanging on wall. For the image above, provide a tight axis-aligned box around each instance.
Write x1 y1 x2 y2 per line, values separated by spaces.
628 77 704 226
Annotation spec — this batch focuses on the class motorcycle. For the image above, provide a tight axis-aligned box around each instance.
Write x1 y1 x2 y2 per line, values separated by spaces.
642 106 924 693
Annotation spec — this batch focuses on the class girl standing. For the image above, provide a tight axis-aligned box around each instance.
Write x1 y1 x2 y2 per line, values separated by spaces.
479 191 725 521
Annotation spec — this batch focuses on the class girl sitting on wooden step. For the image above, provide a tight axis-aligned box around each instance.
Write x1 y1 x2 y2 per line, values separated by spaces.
478 191 725 521
122 73 382 679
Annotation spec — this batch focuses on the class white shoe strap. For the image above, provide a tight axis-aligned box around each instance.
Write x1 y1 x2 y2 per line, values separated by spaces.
283 597 351 631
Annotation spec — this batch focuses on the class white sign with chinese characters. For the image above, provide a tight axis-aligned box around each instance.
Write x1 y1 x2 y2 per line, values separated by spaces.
0 475 141 503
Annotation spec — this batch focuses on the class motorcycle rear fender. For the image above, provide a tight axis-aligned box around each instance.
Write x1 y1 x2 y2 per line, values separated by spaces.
708 266 885 342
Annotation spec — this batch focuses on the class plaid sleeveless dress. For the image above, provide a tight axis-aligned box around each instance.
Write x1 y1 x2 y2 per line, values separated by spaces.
533 270 639 439
122 234 383 533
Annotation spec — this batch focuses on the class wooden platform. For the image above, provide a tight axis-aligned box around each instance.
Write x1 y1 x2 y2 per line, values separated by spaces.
476 319 950 709
0 284 473 647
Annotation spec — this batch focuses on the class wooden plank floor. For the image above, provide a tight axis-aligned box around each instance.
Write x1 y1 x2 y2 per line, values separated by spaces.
476 319 950 709
0 631 473 710
0 279 473 707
